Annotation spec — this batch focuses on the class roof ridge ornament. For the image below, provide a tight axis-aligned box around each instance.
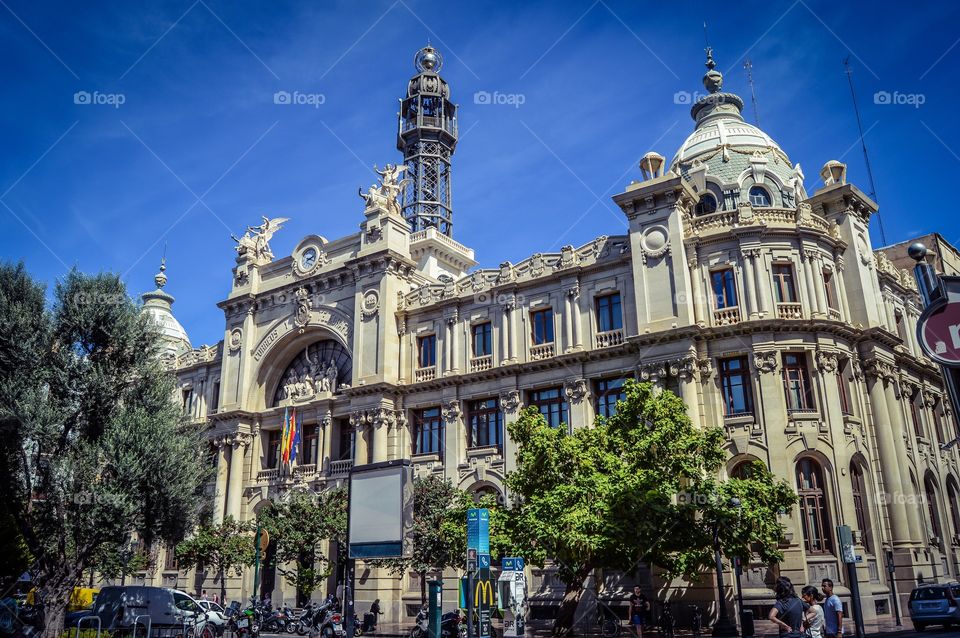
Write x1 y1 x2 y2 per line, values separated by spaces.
703 46 723 94
414 44 442 72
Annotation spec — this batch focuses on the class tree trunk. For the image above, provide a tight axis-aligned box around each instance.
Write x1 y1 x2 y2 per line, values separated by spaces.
220 564 227 605
551 569 591 636
38 573 77 638
419 571 427 606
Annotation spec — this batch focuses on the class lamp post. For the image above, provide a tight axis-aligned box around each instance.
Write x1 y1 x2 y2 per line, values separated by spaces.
712 497 740 637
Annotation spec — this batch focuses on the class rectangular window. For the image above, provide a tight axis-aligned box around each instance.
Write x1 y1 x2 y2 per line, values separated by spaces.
911 392 924 438
182 388 193 415
934 399 946 445
302 424 319 464
164 544 178 571
782 352 814 412
719 356 753 416
467 398 503 448
837 360 853 416
529 387 568 428
711 269 738 309
266 429 281 469
530 309 554 345
336 422 354 461
472 323 492 357
413 407 444 456
417 334 436 368
773 264 798 303
596 293 623 332
595 378 627 419
823 271 839 311
210 381 220 414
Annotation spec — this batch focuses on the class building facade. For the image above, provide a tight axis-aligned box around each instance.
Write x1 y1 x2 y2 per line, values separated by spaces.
132 46 960 630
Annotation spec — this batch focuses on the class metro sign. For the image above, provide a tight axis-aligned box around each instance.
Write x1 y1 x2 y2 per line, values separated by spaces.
917 276 960 367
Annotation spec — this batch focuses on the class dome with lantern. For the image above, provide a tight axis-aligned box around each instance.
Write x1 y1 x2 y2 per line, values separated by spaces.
406 45 450 99
669 49 806 215
140 259 192 359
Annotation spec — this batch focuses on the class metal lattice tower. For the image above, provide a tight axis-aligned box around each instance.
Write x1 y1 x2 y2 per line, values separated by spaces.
397 45 458 236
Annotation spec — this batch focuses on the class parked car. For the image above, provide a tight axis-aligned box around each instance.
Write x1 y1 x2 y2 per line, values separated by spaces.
909 582 960 630
92 586 214 636
198 600 228 632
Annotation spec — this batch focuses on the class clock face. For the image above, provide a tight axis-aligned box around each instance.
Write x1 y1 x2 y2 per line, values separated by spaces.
301 247 317 269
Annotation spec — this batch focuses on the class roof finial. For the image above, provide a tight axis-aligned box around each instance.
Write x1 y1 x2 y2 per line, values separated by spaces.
154 254 168 290
702 44 723 94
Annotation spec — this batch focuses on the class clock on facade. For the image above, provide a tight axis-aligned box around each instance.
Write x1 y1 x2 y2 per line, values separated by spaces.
301 247 318 270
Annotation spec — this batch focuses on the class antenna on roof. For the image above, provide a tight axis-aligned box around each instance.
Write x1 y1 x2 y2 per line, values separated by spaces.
703 21 710 53
744 58 761 127
843 57 886 246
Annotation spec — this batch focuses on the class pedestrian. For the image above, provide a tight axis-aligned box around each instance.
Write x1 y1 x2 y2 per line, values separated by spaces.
820 579 843 638
628 586 650 638
200 590 208 601
801 586 825 638
212 592 219 605
768 576 808 637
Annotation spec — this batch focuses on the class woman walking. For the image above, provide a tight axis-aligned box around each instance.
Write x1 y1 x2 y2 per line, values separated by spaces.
768 577 808 637
801 586 825 638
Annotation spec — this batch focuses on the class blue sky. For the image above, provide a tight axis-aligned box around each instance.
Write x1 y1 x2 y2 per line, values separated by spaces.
1 0 958 346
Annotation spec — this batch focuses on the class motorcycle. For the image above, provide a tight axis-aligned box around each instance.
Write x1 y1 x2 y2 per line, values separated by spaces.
408 606 429 638
228 606 260 638
409 607 465 638
261 604 292 633
318 609 346 638
291 603 315 635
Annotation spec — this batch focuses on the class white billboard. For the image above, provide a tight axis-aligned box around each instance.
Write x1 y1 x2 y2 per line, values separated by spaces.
348 460 413 559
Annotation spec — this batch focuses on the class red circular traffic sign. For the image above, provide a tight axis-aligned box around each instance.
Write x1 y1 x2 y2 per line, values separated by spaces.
918 294 960 367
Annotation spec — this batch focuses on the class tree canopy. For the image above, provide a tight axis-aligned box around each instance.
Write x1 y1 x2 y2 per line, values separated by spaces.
176 516 256 603
0 264 209 637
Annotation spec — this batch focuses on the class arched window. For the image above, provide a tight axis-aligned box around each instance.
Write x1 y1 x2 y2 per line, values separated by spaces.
731 459 762 480
695 193 718 215
272 339 352 406
947 479 960 542
850 462 872 553
925 476 944 546
748 186 771 207
796 458 833 554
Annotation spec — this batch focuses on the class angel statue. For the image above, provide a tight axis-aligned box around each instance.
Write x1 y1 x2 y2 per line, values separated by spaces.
359 164 409 214
232 216 289 261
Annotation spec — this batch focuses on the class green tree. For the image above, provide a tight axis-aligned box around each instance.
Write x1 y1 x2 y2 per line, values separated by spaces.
259 487 347 604
0 264 209 638
506 379 796 634
176 517 256 604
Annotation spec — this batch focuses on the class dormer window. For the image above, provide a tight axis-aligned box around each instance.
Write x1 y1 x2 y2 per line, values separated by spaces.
695 193 718 215
748 186 771 207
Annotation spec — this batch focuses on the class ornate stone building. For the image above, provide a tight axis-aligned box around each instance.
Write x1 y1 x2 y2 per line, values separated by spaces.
134 46 958 630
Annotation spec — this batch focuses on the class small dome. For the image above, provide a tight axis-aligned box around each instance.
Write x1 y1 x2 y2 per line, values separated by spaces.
140 259 191 357
669 50 804 209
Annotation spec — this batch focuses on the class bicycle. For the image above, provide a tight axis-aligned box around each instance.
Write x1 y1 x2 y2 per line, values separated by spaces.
657 602 674 638
597 599 622 638
689 605 702 638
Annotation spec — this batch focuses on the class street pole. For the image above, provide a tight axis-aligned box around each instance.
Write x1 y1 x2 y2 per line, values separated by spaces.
712 523 738 637
252 523 261 603
886 551 901 626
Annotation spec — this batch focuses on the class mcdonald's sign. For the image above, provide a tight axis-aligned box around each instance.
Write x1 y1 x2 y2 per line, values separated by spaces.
475 579 495 607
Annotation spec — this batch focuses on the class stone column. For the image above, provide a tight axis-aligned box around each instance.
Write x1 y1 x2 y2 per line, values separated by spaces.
564 379 590 431
835 258 851 321
351 412 369 466
800 250 819 317
442 400 462 482
677 357 703 429
754 251 771 317
500 390 522 491
864 369 912 543
398 320 409 384
226 435 248 520
508 297 519 362
213 439 229 524
741 250 759 319
372 409 390 463
812 254 828 317
572 285 583 349
563 292 574 352
689 257 706 326
320 412 333 472
251 421 263 476
884 376 923 543
450 312 461 373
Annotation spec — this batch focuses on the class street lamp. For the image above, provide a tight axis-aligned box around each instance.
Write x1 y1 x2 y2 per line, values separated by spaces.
712 497 741 637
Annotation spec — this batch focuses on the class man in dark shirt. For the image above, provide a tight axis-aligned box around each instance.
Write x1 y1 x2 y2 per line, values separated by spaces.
629 587 650 638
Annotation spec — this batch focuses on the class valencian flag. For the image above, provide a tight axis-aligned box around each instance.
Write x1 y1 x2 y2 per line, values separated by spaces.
281 406 291 465
289 408 300 464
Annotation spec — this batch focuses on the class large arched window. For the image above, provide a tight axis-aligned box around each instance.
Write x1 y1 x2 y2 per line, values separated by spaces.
947 478 960 542
796 458 833 554
272 339 352 406
695 193 718 215
925 475 944 547
850 462 872 553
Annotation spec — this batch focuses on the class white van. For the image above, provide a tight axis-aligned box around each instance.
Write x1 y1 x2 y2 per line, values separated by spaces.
92 586 213 636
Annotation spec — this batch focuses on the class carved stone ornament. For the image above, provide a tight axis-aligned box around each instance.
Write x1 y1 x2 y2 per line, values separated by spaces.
815 350 839 374
228 327 243 352
639 225 670 263
564 378 589 403
497 261 515 284
795 202 815 227
737 202 757 225
232 216 289 263
442 400 462 422
640 362 667 383
499 390 521 411
753 351 779 374
361 289 380 318
294 287 312 328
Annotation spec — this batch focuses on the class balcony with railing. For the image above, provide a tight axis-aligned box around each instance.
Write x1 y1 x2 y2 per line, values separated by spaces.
415 367 436 383
293 464 317 478
713 307 742 326
595 329 624 348
776 303 803 320
257 468 280 482
470 355 492 373
329 459 353 477
401 114 458 136
530 342 555 360
827 307 842 320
